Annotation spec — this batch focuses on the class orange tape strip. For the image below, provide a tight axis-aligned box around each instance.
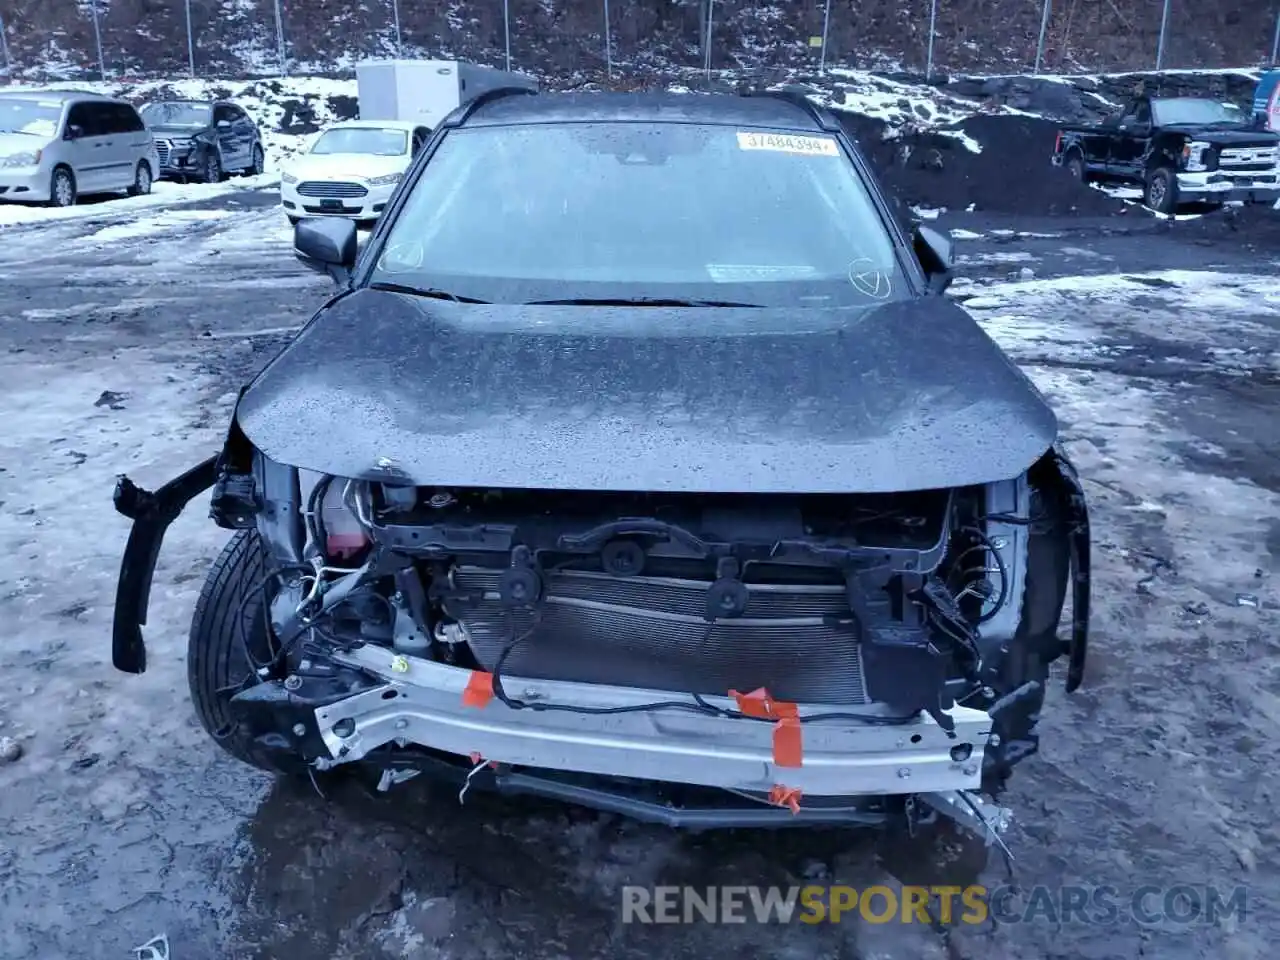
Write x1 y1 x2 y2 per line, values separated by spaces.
768 784 803 814
462 671 494 709
773 716 803 768
729 687 799 719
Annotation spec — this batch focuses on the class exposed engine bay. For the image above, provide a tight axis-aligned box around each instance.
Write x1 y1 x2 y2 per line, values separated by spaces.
109 416 1089 845
269 479 1040 724
106 438 1088 842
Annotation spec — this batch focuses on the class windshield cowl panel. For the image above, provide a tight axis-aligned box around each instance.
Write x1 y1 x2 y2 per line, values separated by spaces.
366 120 909 308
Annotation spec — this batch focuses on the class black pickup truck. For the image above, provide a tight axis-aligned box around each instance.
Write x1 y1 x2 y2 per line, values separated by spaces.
1051 94 1280 213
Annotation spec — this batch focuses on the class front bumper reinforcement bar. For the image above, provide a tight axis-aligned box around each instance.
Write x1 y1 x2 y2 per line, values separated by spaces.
315 645 995 799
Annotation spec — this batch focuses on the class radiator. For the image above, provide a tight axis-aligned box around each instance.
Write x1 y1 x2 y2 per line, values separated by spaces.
448 566 871 704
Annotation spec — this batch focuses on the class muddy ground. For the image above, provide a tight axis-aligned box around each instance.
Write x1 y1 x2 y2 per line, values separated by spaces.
1 190 1278 960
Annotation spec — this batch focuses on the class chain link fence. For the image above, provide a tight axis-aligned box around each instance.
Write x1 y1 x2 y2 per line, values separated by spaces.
0 0 1276 83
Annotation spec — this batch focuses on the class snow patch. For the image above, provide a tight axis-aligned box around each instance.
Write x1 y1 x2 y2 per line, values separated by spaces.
80 209 234 244
0 176 276 228
961 269 1280 373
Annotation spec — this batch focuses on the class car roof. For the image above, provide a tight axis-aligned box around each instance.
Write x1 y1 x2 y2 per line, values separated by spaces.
0 89 120 104
464 91 825 131
334 118 429 130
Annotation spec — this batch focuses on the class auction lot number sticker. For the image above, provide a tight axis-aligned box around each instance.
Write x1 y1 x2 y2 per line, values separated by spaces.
736 131 839 156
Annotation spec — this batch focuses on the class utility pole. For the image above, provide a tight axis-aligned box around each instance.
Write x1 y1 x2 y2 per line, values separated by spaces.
1155 0 1171 68
703 0 714 81
604 0 612 79
819 0 831 73
925 0 937 79
184 0 195 77
1034 0 1052 74
90 0 106 80
392 0 402 55
272 0 287 74
503 0 511 70
0 14 12 76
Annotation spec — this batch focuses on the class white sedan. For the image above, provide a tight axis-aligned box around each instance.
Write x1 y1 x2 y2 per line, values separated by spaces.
280 119 431 225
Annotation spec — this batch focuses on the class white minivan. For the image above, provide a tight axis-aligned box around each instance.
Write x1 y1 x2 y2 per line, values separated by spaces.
0 90 160 207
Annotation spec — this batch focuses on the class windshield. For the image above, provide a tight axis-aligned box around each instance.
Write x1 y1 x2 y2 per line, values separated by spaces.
0 98 62 138
141 101 212 127
1152 99 1247 126
368 121 906 306
311 127 408 156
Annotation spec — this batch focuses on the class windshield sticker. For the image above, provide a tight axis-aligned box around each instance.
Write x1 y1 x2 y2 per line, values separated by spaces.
847 258 893 299
706 264 821 282
736 131 839 156
377 241 424 273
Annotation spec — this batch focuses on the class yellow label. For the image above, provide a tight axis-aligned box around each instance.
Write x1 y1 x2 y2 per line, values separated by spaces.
808 36 824 47
736 131 839 156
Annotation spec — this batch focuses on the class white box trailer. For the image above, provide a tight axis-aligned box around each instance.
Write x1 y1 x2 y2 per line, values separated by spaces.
355 59 538 130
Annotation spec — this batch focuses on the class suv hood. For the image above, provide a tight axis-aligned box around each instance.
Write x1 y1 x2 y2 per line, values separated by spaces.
234 290 1058 494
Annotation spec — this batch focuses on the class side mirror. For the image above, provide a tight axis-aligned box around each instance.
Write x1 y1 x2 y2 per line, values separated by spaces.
913 224 953 293
64 124 84 140
294 218 358 285
216 119 232 129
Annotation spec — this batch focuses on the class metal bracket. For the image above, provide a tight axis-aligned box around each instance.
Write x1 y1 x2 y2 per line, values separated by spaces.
919 790 1012 851
132 934 169 960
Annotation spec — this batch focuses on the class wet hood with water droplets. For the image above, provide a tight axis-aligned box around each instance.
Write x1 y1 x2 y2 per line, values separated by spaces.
234 289 1058 494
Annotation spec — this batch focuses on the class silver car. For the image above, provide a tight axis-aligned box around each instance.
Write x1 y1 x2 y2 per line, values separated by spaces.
0 90 160 207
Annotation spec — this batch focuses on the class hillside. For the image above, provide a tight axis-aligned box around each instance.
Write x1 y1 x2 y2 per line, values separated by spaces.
0 0 1275 83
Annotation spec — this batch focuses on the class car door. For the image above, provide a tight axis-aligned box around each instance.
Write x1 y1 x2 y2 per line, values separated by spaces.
112 102 153 186
96 103 136 189
230 106 257 161
1111 98 1153 179
63 101 114 192
213 104 242 168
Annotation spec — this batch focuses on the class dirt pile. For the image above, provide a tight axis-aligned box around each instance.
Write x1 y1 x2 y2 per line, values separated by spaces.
840 113 1140 218
1162 202 1280 251
946 70 1262 125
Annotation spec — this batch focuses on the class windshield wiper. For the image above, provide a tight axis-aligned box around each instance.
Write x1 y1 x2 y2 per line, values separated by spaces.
524 296 764 308
368 281 489 304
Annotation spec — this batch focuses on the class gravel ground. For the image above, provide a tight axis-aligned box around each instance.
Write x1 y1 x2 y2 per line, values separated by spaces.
1 190 1279 960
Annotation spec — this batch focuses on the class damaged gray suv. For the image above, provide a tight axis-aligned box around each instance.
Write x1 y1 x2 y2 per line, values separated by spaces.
111 89 1091 844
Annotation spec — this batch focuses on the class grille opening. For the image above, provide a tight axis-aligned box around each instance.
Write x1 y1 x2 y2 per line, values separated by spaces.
297 181 369 199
